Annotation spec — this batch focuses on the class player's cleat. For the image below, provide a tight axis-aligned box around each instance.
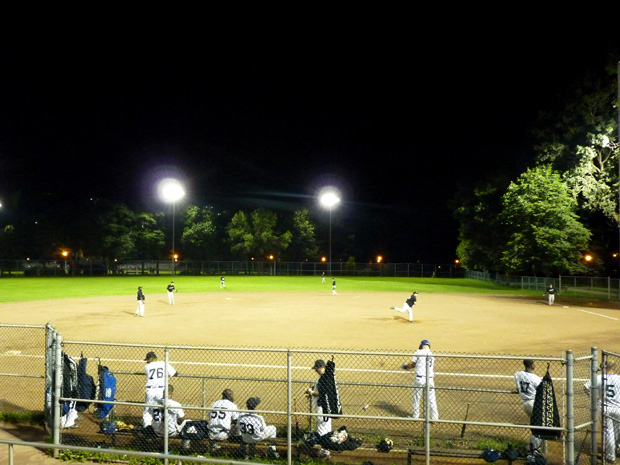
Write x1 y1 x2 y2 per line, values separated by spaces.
390 306 396 309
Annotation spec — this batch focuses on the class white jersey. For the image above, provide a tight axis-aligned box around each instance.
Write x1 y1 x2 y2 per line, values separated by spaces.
208 398 239 432
514 370 542 402
585 373 620 409
237 412 270 442
145 360 177 388
412 348 434 378
153 398 184 436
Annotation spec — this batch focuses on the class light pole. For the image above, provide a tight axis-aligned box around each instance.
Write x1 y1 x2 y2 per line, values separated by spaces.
320 189 340 276
159 179 185 276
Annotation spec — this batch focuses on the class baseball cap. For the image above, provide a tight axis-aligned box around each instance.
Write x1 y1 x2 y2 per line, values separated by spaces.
419 339 431 349
413 291 419 295
247 397 261 410
312 359 326 369
145 351 157 361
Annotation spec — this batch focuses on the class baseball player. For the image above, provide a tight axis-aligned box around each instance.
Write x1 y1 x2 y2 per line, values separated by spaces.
544 284 555 305
321 272 326 283
135 286 146 317
391 291 418 322
207 388 239 447
142 351 178 428
514 359 543 455
402 339 438 420
166 281 176 305
584 361 620 463
332 278 337 295
220 276 226 289
237 397 278 459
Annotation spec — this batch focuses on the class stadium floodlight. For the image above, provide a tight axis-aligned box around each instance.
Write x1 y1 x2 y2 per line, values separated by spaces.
319 189 341 275
159 179 185 276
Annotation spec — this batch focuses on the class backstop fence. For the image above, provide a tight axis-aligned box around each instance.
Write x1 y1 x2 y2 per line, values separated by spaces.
0 323 615 465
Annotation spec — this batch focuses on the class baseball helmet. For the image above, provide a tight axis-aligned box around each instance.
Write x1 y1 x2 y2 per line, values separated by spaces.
482 449 500 463
377 437 394 452
419 339 431 349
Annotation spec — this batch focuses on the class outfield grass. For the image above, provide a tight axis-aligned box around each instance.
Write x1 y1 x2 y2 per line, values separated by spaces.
0 276 524 303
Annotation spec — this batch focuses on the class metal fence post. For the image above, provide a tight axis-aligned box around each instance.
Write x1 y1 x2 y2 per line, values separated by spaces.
52 333 62 458
590 347 599 465
566 350 574 465
287 351 292 465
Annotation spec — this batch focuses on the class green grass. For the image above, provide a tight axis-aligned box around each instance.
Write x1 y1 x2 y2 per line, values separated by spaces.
0 276 525 303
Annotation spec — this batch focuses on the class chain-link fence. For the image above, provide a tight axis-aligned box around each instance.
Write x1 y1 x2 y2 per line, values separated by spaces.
0 324 50 414
0 259 462 278
1 325 612 464
465 270 620 302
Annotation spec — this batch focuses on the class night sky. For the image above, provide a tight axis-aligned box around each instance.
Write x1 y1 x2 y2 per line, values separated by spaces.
0 28 617 263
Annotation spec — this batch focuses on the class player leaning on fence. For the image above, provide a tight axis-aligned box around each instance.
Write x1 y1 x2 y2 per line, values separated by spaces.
584 361 620 463
142 351 178 428
514 359 543 455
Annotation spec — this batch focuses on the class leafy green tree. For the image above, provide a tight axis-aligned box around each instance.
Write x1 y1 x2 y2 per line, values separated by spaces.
226 208 292 260
452 181 508 271
500 165 591 275
288 209 319 261
534 63 619 224
97 204 136 260
131 212 165 260
180 205 218 260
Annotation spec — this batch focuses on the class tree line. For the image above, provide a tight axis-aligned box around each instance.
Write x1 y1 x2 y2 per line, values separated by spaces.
453 57 619 276
0 202 322 263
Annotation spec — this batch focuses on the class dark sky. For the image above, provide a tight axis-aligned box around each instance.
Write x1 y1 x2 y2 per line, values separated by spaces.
0 29 617 263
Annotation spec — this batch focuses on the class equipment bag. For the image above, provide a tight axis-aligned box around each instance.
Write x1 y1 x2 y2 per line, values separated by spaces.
94 360 117 419
76 355 96 412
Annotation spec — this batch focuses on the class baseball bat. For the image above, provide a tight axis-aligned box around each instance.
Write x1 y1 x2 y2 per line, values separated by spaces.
460 402 471 438
293 396 300 440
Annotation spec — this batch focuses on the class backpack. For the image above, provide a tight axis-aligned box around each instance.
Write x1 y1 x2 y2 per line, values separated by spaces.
94 360 117 419
61 353 78 416
76 355 96 412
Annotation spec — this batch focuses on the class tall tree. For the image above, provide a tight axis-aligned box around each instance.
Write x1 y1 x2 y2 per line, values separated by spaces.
131 212 165 260
97 203 136 260
452 180 507 271
288 209 319 261
500 165 591 275
226 208 292 260
534 62 619 224
180 205 218 260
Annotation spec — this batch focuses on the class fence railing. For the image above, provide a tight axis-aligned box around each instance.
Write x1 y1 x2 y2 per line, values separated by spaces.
0 323 612 465
0 259 463 278
465 270 620 302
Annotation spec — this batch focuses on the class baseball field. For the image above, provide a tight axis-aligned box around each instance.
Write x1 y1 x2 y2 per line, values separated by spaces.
1 276 618 354
1 276 619 465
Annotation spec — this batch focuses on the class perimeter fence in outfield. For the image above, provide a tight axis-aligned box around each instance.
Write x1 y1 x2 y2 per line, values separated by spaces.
466 270 620 302
0 323 614 465
0 259 462 278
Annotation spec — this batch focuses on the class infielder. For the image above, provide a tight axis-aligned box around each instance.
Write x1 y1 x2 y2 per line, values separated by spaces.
402 339 438 420
135 286 146 317
514 359 543 455
220 276 226 289
391 291 418 322
332 278 337 295
142 351 178 428
544 284 555 305
167 281 176 305
584 361 620 463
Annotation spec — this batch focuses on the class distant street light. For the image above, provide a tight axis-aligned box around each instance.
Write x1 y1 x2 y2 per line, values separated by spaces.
159 179 185 276
320 189 341 275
